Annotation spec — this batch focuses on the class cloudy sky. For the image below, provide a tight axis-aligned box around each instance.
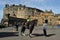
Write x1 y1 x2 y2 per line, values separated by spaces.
0 0 60 21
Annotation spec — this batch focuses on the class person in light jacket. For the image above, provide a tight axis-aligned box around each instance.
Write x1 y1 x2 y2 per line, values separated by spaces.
43 19 48 36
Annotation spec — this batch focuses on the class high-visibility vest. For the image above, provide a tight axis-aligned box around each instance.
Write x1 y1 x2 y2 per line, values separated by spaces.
27 18 31 21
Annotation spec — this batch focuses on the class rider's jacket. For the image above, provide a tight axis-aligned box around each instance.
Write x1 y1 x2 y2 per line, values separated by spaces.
27 17 31 22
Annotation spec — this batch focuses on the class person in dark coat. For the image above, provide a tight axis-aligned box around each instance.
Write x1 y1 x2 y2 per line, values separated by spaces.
16 22 19 31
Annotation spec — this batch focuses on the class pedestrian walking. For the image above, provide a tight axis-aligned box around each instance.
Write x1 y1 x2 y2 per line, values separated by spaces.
43 19 48 36
16 22 19 31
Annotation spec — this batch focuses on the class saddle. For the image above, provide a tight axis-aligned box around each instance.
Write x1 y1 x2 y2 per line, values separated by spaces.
22 19 37 29
24 21 31 29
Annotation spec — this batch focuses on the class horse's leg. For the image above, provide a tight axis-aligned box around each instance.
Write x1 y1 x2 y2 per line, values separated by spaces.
29 25 34 36
21 27 25 33
21 25 26 36
16 25 18 31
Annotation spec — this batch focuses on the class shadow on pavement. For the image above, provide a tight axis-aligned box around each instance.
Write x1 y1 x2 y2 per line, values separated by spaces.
32 34 44 37
32 33 56 38
0 32 19 38
47 34 56 37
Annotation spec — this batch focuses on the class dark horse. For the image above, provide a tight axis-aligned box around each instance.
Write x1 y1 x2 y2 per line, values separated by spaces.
21 19 38 37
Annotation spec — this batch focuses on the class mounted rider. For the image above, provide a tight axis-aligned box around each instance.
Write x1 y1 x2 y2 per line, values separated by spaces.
27 15 31 22
26 15 31 29
21 15 37 37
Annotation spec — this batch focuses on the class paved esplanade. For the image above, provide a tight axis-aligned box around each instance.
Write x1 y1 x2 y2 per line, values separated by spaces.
0 26 60 40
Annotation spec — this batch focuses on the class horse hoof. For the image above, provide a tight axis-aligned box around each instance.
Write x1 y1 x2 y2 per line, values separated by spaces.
29 35 33 38
21 33 26 36
28 34 33 38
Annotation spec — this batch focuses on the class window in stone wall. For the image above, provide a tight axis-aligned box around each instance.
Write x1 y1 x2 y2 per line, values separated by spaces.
58 19 60 21
13 8 17 16
45 16 48 18
19 8 21 10
13 12 16 16
42 19 44 22
32 11 34 16
13 8 18 11
13 10 16 16
14 8 18 11
44 16 46 18
19 7 22 10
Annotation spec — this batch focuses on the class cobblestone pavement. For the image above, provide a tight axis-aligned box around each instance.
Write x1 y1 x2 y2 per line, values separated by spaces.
0 26 60 40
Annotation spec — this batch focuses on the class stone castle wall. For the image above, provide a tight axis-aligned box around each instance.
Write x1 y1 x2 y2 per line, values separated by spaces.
2 4 60 26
